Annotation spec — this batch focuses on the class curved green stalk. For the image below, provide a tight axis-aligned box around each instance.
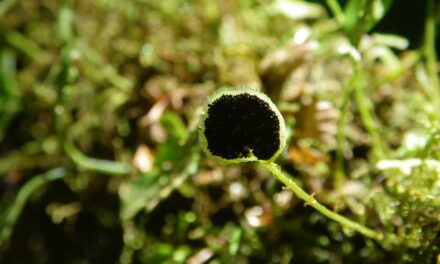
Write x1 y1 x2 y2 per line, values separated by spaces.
0 168 66 247
64 142 132 176
261 161 394 242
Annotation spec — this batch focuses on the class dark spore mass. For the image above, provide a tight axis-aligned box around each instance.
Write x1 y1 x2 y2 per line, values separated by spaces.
204 93 280 160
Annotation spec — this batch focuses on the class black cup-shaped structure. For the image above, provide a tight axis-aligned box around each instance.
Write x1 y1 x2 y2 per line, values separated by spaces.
199 88 286 163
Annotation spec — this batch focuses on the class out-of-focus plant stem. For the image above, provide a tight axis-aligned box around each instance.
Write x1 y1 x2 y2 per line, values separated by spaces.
325 0 344 25
0 168 66 247
423 0 440 105
352 61 386 160
64 142 132 176
335 55 385 191
335 70 357 191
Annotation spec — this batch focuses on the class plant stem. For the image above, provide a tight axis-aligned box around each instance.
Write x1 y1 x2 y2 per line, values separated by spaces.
325 0 344 25
0 168 66 247
64 142 132 175
335 71 358 191
352 62 385 160
261 161 385 241
423 0 440 105
335 55 386 190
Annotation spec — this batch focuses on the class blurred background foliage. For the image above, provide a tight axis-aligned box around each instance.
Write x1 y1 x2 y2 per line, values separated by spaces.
0 0 439 263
